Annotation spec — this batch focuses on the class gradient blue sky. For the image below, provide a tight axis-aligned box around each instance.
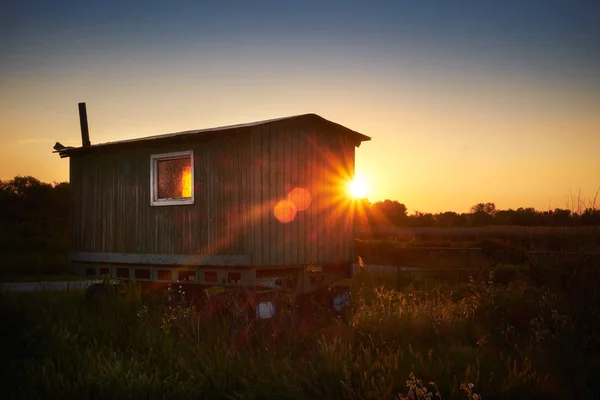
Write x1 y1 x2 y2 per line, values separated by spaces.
1 0 599 212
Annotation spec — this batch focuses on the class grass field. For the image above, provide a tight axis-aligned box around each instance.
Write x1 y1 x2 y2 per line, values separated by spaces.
356 226 600 252
3 258 600 400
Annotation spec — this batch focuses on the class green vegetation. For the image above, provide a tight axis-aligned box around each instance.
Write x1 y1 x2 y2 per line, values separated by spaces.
3 261 599 399
0 176 70 280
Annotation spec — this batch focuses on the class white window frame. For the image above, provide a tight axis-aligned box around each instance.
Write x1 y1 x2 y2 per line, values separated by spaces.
150 150 194 206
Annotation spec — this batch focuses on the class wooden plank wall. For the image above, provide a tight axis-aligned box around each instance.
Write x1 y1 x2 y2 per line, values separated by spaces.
70 120 358 266
244 119 356 266
70 137 250 257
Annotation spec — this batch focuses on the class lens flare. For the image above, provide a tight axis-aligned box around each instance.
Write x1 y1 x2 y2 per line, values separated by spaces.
287 187 312 211
273 200 297 223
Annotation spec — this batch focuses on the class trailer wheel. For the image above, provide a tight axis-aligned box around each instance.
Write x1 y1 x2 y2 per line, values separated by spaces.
85 283 108 306
296 285 353 323
331 285 352 322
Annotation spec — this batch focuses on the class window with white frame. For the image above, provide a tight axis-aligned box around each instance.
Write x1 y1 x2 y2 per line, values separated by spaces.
150 150 194 206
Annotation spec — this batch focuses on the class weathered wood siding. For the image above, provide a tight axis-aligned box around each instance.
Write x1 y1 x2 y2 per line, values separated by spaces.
245 119 356 266
70 136 251 257
70 119 358 266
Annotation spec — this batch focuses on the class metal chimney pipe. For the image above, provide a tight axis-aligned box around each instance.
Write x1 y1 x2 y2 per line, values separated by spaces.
78 102 91 147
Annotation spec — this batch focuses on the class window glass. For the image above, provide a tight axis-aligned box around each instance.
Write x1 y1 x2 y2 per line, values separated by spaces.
151 150 194 206
157 158 192 199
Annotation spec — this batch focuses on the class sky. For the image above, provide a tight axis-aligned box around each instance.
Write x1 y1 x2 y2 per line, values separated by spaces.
1 0 599 213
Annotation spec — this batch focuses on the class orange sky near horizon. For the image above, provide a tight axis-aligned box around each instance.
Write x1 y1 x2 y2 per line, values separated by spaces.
2 76 598 214
1 2 599 214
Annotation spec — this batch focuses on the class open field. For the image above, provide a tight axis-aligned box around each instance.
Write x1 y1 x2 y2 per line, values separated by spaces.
356 226 600 252
3 259 600 400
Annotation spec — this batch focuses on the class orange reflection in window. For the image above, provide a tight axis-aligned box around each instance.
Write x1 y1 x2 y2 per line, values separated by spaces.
181 166 192 198
273 200 297 223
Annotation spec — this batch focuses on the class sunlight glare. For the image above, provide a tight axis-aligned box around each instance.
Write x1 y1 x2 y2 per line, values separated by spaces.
349 176 369 198
181 166 192 198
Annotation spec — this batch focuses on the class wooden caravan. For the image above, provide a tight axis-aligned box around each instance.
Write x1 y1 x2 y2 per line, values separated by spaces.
55 105 370 301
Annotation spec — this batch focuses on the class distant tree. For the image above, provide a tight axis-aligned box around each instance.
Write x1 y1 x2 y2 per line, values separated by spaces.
494 209 513 226
470 202 497 216
371 200 408 226
469 202 496 226
513 207 540 226
580 208 600 226
434 211 466 228
0 176 69 253
552 208 572 226
410 211 435 227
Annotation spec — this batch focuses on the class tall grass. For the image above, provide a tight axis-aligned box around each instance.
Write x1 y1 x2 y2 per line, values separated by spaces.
3 266 599 399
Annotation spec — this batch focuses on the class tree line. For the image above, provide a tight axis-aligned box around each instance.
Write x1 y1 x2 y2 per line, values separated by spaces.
355 199 600 228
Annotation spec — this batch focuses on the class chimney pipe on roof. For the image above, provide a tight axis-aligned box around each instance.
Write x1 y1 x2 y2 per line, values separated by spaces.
78 102 91 147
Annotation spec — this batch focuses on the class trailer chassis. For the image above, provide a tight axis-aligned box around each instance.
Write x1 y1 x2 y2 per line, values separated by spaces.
79 262 353 319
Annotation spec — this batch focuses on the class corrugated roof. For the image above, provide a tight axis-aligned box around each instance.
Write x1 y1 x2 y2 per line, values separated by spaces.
55 113 370 158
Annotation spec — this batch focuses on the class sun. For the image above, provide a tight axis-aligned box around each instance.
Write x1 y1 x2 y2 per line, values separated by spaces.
348 176 369 198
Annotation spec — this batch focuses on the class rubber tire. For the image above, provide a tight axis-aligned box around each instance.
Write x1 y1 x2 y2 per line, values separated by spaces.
85 283 108 307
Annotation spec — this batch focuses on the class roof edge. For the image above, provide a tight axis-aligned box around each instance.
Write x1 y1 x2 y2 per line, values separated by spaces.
55 113 370 157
